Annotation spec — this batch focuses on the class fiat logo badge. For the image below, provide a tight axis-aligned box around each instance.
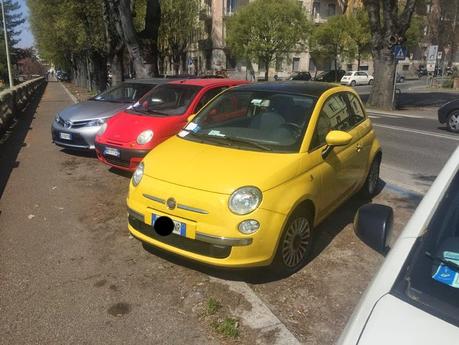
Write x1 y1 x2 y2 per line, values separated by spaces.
166 198 176 210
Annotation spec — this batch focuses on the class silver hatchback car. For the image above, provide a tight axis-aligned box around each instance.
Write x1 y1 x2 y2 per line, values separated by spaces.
51 79 165 150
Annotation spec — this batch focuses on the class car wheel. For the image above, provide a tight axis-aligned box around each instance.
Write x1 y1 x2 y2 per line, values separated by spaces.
273 208 314 274
447 110 459 133
400 77 405 83
368 79 374 85
359 155 381 199
350 80 356 87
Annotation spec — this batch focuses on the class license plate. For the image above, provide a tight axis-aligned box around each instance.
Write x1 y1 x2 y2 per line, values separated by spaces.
104 147 120 157
152 214 186 236
60 132 71 140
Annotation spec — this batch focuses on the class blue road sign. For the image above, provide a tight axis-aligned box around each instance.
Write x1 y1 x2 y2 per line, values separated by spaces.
393 45 407 61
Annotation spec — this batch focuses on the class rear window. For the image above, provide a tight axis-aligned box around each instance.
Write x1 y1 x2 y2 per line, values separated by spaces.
391 171 459 327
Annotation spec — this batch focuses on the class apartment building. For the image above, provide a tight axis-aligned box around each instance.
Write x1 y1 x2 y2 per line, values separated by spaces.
185 0 347 79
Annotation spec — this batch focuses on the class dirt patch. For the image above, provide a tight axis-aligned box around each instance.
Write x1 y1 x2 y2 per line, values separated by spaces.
62 82 94 102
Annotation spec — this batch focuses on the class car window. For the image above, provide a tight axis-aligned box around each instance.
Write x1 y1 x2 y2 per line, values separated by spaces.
195 87 228 112
310 93 360 149
346 93 366 121
344 72 353 76
93 83 155 103
391 171 459 327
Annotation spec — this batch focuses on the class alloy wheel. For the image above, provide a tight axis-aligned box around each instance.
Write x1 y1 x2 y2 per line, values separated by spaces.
448 112 459 132
281 217 311 268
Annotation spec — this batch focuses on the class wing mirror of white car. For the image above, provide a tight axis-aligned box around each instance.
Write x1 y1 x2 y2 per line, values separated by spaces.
354 204 394 256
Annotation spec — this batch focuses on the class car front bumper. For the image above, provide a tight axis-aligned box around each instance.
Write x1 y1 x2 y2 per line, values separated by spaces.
51 121 100 150
95 142 150 172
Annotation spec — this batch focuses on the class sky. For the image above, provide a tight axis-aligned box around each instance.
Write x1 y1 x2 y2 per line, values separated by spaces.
16 0 35 48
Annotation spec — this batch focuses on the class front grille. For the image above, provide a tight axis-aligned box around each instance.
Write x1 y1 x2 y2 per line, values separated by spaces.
128 215 231 259
103 155 130 168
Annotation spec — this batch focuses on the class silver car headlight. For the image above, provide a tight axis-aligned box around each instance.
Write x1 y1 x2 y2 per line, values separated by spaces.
55 114 61 123
132 162 144 186
137 130 154 145
87 118 105 127
228 186 262 215
97 123 108 136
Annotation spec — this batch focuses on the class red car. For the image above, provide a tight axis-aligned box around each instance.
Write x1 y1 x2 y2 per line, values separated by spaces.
95 78 248 171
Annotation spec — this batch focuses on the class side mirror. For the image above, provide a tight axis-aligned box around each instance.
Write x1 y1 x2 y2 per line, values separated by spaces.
354 204 393 255
187 113 197 122
322 130 353 158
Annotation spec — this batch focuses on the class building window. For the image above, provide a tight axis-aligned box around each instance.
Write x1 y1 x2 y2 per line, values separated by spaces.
312 1 320 18
327 3 336 16
292 57 300 72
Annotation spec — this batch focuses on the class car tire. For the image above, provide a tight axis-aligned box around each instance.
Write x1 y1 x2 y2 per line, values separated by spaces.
399 77 405 83
350 80 356 87
368 79 374 85
447 110 459 133
359 155 381 199
272 208 314 274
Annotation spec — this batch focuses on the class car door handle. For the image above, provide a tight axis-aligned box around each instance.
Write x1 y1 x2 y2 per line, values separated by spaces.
356 143 362 152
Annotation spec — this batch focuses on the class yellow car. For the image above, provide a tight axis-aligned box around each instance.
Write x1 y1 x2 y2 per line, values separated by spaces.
127 82 381 273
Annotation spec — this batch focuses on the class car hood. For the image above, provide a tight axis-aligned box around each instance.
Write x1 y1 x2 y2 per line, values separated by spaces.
143 136 301 194
357 294 459 345
104 111 185 143
58 100 131 122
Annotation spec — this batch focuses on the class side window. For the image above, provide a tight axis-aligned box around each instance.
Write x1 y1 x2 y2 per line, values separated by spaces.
346 93 366 122
195 87 228 112
310 93 360 150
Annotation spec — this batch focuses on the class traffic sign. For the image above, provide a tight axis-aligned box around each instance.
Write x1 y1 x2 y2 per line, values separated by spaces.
427 45 438 64
393 45 407 60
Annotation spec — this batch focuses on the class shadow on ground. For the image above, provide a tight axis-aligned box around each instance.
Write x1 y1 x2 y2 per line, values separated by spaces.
141 180 390 284
0 83 47 200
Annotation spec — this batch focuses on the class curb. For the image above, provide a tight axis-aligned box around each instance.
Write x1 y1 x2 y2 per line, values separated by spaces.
59 82 78 104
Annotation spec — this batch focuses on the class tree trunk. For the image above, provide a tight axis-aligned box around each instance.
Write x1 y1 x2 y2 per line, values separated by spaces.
91 52 108 93
110 50 124 86
264 57 270 81
357 50 361 70
367 48 395 110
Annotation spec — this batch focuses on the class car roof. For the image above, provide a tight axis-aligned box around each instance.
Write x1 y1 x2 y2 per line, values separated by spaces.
167 78 248 87
231 81 337 98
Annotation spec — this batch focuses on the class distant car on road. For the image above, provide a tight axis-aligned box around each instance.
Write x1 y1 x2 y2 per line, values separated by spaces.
51 79 161 150
289 72 312 81
338 147 459 345
396 73 405 83
341 71 374 86
315 69 346 83
95 79 248 171
438 99 459 133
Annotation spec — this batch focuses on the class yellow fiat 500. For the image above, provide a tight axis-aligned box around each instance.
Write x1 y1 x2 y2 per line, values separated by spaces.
127 82 381 273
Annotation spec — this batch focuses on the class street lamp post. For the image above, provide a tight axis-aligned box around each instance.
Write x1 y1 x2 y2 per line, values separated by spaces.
1 0 14 88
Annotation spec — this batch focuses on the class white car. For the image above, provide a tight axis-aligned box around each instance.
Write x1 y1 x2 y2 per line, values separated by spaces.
340 71 374 86
338 146 459 345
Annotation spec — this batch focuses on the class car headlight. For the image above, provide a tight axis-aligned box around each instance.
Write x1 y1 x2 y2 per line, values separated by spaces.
137 130 154 145
132 162 144 186
228 186 262 215
87 118 105 127
55 114 61 123
97 123 108 136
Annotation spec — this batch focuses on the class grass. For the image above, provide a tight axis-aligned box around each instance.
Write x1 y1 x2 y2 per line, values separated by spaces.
212 318 239 338
206 297 222 315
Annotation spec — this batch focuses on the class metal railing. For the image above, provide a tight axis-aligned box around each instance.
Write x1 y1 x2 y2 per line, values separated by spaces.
0 77 47 135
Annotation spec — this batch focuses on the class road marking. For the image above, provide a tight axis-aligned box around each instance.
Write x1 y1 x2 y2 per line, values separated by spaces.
367 109 426 119
59 82 78 104
373 123 459 141
369 115 381 119
210 277 301 345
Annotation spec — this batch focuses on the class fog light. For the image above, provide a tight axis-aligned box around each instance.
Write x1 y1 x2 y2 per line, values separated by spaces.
238 220 260 234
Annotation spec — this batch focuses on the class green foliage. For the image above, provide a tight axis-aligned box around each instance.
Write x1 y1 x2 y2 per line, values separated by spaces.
212 318 239 338
405 15 426 53
344 9 372 63
226 0 311 72
206 297 222 316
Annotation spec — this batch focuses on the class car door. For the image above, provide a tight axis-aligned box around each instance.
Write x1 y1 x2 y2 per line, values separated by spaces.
308 92 365 215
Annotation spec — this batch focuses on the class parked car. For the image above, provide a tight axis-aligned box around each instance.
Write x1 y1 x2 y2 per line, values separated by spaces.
95 79 248 171
314 69 346 83
396 73 405 83
51 79 162 150
126 81 382 273
289 72 312 81
341 71 374 86
438 99 459 133
338 146 459 344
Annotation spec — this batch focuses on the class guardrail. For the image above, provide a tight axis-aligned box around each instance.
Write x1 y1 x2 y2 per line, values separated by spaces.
0 77 47 135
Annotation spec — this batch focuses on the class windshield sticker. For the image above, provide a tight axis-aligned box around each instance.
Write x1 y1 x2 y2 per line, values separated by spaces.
444 251 459 265
250 99 270 107
178 130 189 138
208 130 225 137
185 122 200 133
432 263 459 289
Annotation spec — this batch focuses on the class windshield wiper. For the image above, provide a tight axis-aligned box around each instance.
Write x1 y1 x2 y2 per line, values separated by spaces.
425 251 459 271
216 136 272 151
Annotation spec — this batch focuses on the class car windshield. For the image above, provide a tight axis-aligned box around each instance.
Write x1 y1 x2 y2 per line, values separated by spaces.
131 84 202 116
179 90 316 152
392 170 459 327
93 83 154 103
344 72 353 76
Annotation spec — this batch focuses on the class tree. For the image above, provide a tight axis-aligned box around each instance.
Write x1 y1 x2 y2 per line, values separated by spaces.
345 9 372 70
363 0 417 110
159 0 200 75
226 0 311 81
310 15 350 78
0 0 25 82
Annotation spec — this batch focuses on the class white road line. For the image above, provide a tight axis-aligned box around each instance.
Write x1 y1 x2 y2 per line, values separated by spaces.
210 277 302 345
373 123 459 141
59 82 78 104
369 115 381 119
367 110 426 119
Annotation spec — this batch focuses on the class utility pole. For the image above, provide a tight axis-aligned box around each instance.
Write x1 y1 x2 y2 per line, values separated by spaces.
1 0 13 88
